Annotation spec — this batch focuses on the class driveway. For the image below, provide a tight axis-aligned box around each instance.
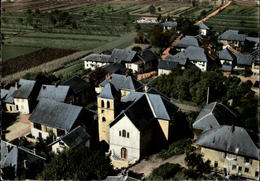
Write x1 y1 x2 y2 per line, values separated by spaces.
5 121 30 141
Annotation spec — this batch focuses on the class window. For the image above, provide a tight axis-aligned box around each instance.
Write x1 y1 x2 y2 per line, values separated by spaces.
244 158 251 163
10 106 12 111
238 166 242 171
245 168 249 173
57 129 65 136
101 110 104 113
121 148 127 159
101 100 104 108
223 152 227 158
232 165 236 170
214 161 218 168
107 101 110 109
34 123 41 130
102 117 106 122
119 131 121 136
122 130 126 137
255 171 259 177
127 132 129 138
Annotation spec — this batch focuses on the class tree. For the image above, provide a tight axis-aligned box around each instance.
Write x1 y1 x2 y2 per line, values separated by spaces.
132 46 142 52
1 165 16 180
22 72 60 85
148 163 182 180
135 23 141 32
37 146 116 180
185 152 211 174
148 5 156 14
176 17 199 36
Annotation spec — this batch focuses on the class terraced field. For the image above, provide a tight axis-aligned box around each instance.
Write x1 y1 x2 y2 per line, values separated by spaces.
205 5 259 33
180 6 218 20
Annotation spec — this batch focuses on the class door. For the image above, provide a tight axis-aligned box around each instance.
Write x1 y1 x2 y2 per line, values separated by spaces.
121 148 127 159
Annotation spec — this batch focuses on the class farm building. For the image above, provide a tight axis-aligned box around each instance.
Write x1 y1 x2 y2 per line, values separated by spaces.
196 22 209 36
218 30 246 49
175 35 200 51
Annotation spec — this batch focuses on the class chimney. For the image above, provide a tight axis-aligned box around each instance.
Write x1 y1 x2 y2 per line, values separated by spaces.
33 148 36 155
54 83 59 87
14 81 19 89
144 85 148 92
231 125 235 133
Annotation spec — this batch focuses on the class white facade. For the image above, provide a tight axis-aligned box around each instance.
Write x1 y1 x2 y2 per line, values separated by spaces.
220 60 232 65
158 69 172 76
84 61 109 70
14 98 30 114
192 61 207 71
51 139 90 154
125 63 140 73
31 127 50 140
110 115 140 163
200 29 207 36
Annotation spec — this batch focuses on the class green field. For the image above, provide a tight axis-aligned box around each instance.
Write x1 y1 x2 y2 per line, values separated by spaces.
205 5 259 33
181 6 218 20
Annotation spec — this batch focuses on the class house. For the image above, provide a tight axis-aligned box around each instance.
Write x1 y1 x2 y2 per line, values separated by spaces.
195 125 259 180
233 53 253 71
103 63 127 78
37 84 71 103
96 73 143 97
158 60 179 75
245 37 259 50
49 126 91 154
184 46 208 71
82 53 112 70
192 102 238 137
12 79 39 114
137 49 158 73
1 87 18 113
218 30 246 48
175 35 200 51
62 76 93 105
161 21 177 31
218 48 236 66
29 99 85 140
251 49 260 76
109 91 179 168
0 140 45 179
196 22 209 36
105 175 141 181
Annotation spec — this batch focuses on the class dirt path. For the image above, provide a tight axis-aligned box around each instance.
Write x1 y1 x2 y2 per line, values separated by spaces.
129 153 187 178
5 121 30 141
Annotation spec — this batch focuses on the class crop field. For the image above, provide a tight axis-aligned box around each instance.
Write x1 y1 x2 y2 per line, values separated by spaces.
180 6 218 20
205 5 259 33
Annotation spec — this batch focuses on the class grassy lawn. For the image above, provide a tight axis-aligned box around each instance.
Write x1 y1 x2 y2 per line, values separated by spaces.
2 45 42 61
205 5 259 33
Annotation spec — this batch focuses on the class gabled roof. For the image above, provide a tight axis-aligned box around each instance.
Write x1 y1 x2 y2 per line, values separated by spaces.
1 89 9 99
2 87 17 104
103 63 126 74
218 30 246 42
81 53 112 63
218 48 236 61
50 126 91 148
1 141 45 175
164 52 187 65
193 102 238 132
13 79 36 99
197 22 209 30
37 85 70 102
185 46 208 62
221 65 233 72
29 99 82 131
99 74 143 91
196 125 259 159
138 49 158 63
175 36 199 48
109 49 137 63
246 37 260 44
62 76 91 95
121 92 178 121
234 53 253 65
158 60 179 70
98 82 119 100
161 21 177 27
110 95 155 131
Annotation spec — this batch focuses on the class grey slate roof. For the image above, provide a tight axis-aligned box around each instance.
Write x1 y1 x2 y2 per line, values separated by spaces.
62 76 91 95
81 53 112 63
138 49 158 63
164 52 187 65
50 126 91 148
158 60 179 70
193 102 238 132
12 79 36 99
175 36 199 48
1 141 45 175
98 82 119 100
185 46 208 62
218 30 246 42
2 87 17 104
197 22 209 30
109 49 137 63
218 48 236 61
234 53 253 65
246 37 260 44
104 63 127 74
105 176 140 181
1 89 9 99
221 65 233 72
37 85 70 102
161 21 177 27
29 99 83 131
99 74 143 91
121 92 178 120
196 125 260 159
